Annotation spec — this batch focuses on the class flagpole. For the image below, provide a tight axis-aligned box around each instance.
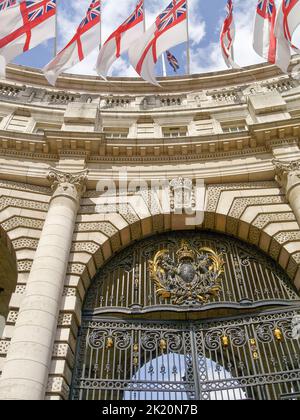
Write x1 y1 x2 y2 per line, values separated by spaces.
54 0 58 57
143 0 146 32
186 0 191 75
99 0 102 50
162 53 167 77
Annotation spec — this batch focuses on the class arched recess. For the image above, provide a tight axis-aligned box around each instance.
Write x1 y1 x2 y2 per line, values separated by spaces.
70 230 300 401
0 225 17 337
72 208 300 302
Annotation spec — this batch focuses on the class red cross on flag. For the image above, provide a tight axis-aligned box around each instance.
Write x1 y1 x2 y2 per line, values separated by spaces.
275 0 300 63
96 0 144 79
43 0 101 86
0 0 57 78
220 0 240 69
253 0 291 73
128 0 188 86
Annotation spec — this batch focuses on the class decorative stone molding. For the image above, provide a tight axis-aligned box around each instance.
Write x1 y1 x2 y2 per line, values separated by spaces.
1 216 44 232
17 260 33 273
47 168 89 203
252 212 296 230
229 195 285 219
248 212 296 246
75 221 117 235
205 182 278 229
12 238 39 250
226 196 286 236
287 253 300 279
52 343 72 359
57 313 73 327
0 180 51 195
0 340 10 355
0 196 48 212
71 242 100 254
6 310 18 324
62 287 77 297
15 285 26 295
46 376 69 400
67 263 86 276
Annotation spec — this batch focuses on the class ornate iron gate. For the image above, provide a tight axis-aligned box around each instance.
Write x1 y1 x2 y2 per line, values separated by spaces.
70 232 300 400
71 308 300 400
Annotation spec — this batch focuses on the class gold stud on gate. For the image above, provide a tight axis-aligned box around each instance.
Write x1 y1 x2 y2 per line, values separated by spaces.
274 328 283 342
221 335 230 348
106 336 114 349
249 338 259 360
159 338 167 352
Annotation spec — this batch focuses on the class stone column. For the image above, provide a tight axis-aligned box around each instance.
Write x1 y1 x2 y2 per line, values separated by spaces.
0 169 88 400
273 159 300 226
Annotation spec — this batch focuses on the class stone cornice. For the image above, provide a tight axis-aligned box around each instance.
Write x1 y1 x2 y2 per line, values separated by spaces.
0 116 299 159
5 59 297 94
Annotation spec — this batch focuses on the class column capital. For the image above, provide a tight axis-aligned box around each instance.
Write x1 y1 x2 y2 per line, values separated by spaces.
273 159 300 199
47 168 89 202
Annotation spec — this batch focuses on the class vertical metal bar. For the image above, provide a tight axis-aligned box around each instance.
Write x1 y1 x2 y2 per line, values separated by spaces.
115 266 120 307
190 325 202 400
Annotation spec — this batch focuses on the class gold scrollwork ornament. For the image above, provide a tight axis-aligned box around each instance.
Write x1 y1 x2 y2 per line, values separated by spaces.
149 240 225 305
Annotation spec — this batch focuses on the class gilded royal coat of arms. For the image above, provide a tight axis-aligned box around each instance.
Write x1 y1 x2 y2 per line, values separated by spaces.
149 240 225 305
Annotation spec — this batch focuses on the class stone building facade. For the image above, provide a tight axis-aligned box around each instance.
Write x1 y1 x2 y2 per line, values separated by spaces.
0 60 299 400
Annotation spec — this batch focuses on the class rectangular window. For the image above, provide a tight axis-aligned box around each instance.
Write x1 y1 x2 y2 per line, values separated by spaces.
104 127 129 139
162 126 187 138
222 122 247 133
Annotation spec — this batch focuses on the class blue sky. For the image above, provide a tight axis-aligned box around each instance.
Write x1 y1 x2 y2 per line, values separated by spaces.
11 0 299 78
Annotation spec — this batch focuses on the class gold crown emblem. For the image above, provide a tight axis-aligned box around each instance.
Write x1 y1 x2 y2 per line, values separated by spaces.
176 240 196 262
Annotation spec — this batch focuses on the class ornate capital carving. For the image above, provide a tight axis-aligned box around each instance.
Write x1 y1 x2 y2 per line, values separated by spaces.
273 159 300 199
47 168 89 202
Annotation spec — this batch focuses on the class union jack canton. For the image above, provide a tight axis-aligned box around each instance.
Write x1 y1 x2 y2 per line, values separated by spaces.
79 0 101 30
61 0 100 62
0 0 16 11
156 0 187 34
257 0 276 21
0 0 57 52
